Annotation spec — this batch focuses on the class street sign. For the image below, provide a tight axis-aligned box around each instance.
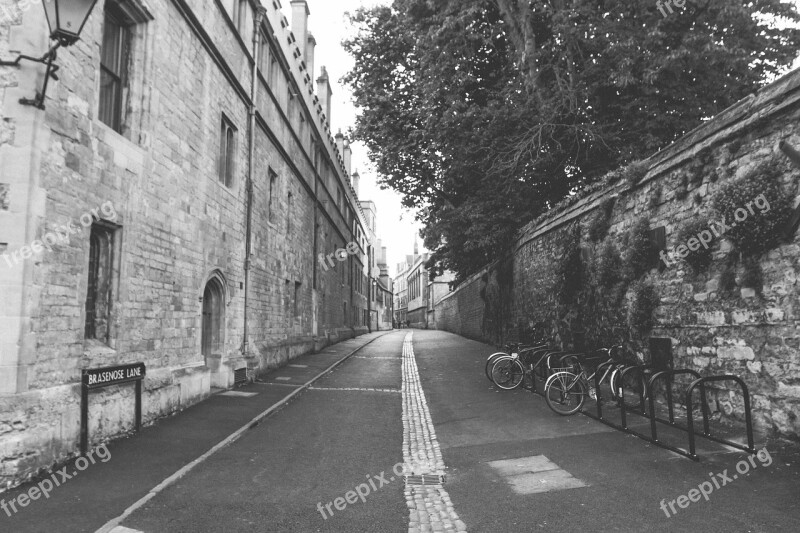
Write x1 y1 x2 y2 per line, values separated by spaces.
84 362 146 389
81 362 146 454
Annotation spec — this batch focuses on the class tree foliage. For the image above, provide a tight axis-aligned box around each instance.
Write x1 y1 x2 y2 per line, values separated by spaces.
343 0 800 280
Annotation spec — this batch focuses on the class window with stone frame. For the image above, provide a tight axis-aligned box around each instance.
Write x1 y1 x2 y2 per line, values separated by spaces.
268 167 278 223
287 191 293 234
202 277 225 361
288 87 296 122
85 221 120 344
99 4 130 132
219 115 237 188
294 281 301 319
234 0 248 34
98 0 152 136
258 30 278 88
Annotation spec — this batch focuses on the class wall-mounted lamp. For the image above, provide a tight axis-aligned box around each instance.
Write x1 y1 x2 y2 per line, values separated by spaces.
0 0 99 109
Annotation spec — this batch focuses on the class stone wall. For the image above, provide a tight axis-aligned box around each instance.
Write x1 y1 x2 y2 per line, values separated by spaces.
433 67 800 440
0 0 374 489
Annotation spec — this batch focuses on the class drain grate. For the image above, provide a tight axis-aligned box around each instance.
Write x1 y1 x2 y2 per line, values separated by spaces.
405 474 446 486
234 367 248 387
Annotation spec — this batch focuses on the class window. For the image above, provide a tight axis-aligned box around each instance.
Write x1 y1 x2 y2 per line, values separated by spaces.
99 4 130 132
219 116 237 187
288 88 296 119
287 191 293 234
284 279 291 323
202 278 225 362
268 168 278 223
269 54 278 87
235 0 248 33
258 30 271 74
294 282 301 317
343 302 347 323
311 139 319 171
85 222 117 343
300 114 306 147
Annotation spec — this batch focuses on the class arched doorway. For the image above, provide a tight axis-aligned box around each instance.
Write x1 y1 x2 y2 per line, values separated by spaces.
201 277 225 366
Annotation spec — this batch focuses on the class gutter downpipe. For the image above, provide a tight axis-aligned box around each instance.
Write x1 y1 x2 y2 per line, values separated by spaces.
243 7 267 358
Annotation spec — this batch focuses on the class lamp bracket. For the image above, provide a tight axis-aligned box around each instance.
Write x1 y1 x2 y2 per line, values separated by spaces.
0 41 62 109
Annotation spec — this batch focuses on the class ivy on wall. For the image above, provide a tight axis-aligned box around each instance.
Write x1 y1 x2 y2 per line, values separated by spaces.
525 215 660 351
506 148 795 349
588 198 616 242
676 218 715 273
711 160 794 255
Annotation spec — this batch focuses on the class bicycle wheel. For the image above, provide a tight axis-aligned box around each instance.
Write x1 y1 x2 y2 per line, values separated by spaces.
485 352 510 381
491 357 525 390
545 371 587 415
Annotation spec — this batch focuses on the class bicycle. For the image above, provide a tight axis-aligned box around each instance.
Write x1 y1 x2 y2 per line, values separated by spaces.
485 342 549 382
484 328 548 382
490 345 563 391
543 348 621 415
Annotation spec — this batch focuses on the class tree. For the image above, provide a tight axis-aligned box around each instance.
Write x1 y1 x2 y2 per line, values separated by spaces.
344 0 800 281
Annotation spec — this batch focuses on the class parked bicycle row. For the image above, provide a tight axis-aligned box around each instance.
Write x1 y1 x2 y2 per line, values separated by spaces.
485 339 642 415
483 333 756 460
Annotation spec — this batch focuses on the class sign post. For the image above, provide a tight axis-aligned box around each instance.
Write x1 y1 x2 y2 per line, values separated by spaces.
80 362 146 455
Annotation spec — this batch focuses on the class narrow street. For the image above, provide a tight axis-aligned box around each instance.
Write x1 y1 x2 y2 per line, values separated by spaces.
7 329 797 532
3 1 800 531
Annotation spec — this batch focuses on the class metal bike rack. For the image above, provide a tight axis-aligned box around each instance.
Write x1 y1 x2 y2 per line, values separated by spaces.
582 363 656 446
647 369 708 437
581 364 705 459
617 364 656 421
579 365 756 461
686 375 755 460
523 347 559 394
529 350 566 395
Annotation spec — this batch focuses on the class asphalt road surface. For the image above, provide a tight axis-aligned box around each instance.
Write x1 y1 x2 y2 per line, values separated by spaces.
8 329 798 532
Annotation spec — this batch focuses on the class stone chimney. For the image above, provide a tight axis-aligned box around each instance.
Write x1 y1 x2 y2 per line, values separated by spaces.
306 33 317 81
291 1 309 59
414 235 419 255
335 130 344 158
343 142 352 177
317 66 332 122
352 170 360 197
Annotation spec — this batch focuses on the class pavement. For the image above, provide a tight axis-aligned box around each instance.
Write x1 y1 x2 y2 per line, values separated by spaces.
3 329 799 533
0 330 394 533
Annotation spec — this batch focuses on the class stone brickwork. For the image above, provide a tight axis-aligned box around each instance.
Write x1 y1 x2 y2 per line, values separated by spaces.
0 0 374 489
433 269 488 341
433 68 800 440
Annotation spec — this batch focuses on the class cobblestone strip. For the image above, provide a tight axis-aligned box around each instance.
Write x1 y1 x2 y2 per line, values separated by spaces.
307 386 401 393
401 332 467 533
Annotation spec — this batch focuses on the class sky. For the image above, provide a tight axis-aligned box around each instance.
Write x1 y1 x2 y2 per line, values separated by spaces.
303 0 422 275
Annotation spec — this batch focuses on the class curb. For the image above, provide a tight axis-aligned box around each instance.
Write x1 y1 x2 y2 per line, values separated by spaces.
95 331 395 533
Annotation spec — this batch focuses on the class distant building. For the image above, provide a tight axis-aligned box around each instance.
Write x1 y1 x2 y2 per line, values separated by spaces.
393 238 453 328
427 271 456 329
393 238 423 326
356 178 393 331
407 255 430 327
375 243 393 330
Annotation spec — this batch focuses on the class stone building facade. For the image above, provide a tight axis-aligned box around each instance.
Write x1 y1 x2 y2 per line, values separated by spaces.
433 67 800 440
0 0 373 488
407 254 429 327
